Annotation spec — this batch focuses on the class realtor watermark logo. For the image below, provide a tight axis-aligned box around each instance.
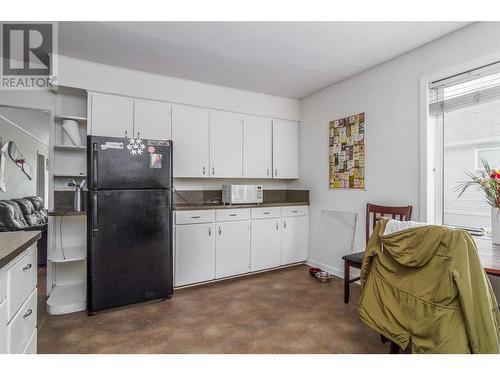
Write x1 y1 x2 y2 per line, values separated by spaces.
0 22 58 90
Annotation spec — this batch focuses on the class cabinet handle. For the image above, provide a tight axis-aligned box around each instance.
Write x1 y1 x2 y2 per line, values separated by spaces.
208 227 212 236
292 210 298 213
191 216 201 219
275 169 278 176
202 166 206 175
23 309 33 319
218 226 222 235
276 222 279 230
263 212 270 215
22 263 32 271
284 220 287 229
267 169 270 176
212 167 215 175
229 213 237 217
125 130 128 139
137 131 140 139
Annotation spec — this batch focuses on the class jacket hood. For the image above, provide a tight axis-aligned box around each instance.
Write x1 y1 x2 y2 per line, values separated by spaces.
377 219 449 267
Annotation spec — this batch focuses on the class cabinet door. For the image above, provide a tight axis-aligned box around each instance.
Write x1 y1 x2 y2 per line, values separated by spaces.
0 301 6 354
90 93 134 138
251 219 282 272
282 216 308 264
243 116 272 178
134 99 171 140
272 120 299 179
216 221 250 278
174 223 215 286
172 105 210 177
209 110 243 178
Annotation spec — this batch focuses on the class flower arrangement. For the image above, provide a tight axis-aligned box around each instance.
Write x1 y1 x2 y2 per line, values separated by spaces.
457 159 500 208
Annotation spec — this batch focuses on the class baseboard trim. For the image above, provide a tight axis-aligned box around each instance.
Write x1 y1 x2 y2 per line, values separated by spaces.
305 259 343 278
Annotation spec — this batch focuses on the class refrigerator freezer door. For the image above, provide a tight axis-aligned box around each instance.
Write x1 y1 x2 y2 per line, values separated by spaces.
88 136 172 189
87 189 173 313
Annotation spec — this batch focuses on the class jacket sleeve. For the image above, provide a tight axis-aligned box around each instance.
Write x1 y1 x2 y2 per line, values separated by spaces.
360 220 384 287
452 231 500 354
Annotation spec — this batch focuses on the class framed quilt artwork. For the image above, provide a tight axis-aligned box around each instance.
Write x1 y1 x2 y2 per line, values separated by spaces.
329 112 365 189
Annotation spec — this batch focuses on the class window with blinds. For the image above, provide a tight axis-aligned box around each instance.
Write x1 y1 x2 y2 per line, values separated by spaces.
429 62 500 231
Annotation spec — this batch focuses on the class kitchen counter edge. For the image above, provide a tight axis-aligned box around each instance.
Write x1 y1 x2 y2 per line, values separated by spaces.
0 231 41 269
173 202 309 211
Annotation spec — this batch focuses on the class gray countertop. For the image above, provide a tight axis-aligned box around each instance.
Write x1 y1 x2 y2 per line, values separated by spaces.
173 201 309 211
0 231 41 269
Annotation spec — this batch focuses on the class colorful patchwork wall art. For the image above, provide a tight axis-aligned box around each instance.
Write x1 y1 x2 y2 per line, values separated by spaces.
329 112 365 189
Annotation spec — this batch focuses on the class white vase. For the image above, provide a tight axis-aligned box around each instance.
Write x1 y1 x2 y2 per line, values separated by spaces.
492 207 500 245
62 119 81 147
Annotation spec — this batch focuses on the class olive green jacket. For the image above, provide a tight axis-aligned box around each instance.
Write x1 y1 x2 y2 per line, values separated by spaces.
358 218 500 354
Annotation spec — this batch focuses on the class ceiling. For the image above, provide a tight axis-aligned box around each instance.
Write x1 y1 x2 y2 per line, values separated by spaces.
59 22 470 99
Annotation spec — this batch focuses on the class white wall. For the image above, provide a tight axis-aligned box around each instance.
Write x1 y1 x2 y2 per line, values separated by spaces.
0 113 50 200
291 22 500 276
57 56 300 121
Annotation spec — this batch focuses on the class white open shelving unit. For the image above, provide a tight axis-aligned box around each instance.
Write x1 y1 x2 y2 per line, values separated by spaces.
47 87 89 315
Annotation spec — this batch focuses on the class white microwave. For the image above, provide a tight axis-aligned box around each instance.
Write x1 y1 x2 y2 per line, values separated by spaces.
222 185 263 204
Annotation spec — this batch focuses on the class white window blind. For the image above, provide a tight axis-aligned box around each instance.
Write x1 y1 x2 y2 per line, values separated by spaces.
429 62 500 115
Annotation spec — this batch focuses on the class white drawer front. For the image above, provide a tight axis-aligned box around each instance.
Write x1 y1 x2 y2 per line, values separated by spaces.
0 267 6 304
23 330 37 354
7 246 37 321
0 301 7 354
7 288 37 354
251 207 281 219
282 206 308 217
216 208 250 222
175 210 215 225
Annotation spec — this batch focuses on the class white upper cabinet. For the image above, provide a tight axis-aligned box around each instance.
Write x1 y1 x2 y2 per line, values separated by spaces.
90 93 134 138
209 110 243 178
272 120 299 179
172 105 210 178
243 116 272 178
133 99 171 140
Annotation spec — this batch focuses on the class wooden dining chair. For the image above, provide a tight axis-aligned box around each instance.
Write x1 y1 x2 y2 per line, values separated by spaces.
342 203 413 304
342 203 412 354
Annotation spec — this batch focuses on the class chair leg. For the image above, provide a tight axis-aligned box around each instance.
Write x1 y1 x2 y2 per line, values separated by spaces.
389 341 400 354
344 260 350 304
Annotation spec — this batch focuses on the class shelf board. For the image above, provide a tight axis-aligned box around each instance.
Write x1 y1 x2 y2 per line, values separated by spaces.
48 245 86 263
54 115 87 124
47 283 86 315
54 144 87 151
53 174 87 178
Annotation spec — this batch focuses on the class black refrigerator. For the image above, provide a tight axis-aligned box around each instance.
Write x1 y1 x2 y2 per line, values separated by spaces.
87 135 173 314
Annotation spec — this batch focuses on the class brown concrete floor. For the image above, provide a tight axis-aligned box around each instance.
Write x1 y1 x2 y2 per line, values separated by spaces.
37 265 387 354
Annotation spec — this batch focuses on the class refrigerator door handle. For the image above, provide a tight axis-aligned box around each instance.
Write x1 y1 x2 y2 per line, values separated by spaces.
92 192 99 237
92 143 98 188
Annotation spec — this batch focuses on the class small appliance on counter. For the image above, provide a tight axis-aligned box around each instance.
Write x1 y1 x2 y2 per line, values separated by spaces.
222 184 263 205
87 135 173 314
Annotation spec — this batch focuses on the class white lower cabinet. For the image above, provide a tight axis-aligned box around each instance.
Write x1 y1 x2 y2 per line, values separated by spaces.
251 218 282 272
282 215 308 264
216 221 251 278
175 223 216 286
0 301 6 353
1 244 38 354
174 206 308 287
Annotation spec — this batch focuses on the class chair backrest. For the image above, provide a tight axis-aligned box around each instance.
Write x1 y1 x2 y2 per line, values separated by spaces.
365 203 413 244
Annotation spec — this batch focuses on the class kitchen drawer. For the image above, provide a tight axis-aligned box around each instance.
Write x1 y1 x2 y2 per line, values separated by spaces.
0 267 6 304
216 208 250 222
0 300 6 354
7 246 37 321
23 330 37 354
175 210 215 225
7 288 37 354
282 206 308 217
251 207 281 220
